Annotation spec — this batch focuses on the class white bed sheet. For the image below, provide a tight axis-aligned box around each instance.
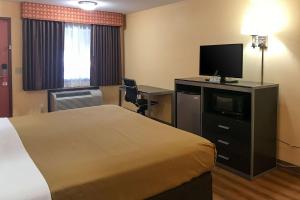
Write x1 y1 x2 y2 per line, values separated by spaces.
0 118 51 200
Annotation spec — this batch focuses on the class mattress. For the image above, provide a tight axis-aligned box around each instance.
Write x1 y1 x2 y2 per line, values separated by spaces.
9 105 215 200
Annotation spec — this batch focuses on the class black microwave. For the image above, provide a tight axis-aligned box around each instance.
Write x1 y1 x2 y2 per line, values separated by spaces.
212 92 249 118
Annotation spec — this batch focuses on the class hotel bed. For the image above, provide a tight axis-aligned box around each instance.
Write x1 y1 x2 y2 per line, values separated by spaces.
1 105 215 200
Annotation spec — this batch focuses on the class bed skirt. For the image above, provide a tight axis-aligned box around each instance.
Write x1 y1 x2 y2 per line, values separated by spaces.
148 172 212 200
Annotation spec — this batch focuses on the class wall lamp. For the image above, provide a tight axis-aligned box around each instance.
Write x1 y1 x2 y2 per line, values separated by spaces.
251 35 268 84
251 35 268 49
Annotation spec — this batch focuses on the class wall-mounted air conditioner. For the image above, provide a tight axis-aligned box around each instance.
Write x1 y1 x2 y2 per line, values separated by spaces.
49 89 103 112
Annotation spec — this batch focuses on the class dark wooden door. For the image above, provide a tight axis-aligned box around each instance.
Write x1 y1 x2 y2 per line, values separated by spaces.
0 18 12 117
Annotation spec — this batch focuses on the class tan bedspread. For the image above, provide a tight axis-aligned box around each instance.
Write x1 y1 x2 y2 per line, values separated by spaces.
10 105 215 200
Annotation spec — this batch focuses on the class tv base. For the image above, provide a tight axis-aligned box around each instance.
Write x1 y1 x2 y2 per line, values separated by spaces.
205 77 239 84
220 77 239 83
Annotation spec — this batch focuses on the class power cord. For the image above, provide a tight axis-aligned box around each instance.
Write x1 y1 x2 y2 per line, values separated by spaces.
276 140 300 175
277 162 299 168
277 163 300 176
278 139 300 149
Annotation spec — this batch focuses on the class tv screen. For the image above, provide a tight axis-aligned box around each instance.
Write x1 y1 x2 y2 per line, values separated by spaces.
199 44 243 78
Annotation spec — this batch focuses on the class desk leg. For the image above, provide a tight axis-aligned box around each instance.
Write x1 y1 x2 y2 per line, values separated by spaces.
119 89 122 106
171 93 175 126
147 95 151 118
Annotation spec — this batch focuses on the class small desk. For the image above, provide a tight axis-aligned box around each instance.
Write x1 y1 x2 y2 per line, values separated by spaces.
119 85 174 124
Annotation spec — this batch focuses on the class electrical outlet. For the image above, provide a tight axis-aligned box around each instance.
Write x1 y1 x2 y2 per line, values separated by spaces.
15 67 22 75
40 104 45 113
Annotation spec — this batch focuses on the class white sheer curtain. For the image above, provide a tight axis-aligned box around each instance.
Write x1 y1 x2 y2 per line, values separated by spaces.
64 23 91 88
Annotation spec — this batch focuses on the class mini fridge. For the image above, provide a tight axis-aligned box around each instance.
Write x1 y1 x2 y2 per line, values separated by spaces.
176 92 201 135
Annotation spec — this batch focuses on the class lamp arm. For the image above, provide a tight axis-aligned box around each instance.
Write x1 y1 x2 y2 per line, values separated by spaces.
261 47 265 85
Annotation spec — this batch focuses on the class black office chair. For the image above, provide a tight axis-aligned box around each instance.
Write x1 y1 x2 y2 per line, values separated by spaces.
123 78 158 116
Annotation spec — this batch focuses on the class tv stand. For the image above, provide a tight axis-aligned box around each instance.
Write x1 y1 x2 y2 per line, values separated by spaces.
175 77 278 179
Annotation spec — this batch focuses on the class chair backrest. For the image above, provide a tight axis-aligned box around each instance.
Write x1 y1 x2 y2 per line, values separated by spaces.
123 78 138 104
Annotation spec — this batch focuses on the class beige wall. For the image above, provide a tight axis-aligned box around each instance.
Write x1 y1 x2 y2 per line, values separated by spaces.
124 0 300 165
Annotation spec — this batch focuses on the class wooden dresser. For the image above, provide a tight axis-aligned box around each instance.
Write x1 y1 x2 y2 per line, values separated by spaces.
175 77 278 179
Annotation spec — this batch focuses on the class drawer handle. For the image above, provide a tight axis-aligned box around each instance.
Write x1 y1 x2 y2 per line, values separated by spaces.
217 139 230 146
218 154 230 161
217 125 230 130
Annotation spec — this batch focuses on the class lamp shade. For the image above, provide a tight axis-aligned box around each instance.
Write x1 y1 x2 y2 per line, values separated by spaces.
241 0 288 36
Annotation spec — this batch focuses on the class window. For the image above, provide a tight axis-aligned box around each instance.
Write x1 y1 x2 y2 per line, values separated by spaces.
64 23 91 88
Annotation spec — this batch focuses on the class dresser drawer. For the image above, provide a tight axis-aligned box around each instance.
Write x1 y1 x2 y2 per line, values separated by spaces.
216 149 251 175
205 132 251 157
202 113 251 142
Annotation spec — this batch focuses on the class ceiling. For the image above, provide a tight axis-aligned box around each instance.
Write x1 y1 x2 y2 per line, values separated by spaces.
11 0 182 14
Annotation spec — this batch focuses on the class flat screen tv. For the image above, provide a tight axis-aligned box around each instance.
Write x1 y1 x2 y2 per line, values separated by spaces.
200 44 243 83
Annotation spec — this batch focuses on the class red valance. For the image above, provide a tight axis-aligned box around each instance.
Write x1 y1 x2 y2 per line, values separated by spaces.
21 2 124 27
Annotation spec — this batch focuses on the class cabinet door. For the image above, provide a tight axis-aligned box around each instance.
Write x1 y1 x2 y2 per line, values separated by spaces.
216 148 251 175
0 19 11 117
176 92 201 135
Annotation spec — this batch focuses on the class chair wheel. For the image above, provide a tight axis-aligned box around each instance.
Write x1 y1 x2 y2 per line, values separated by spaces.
137 108 146 116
